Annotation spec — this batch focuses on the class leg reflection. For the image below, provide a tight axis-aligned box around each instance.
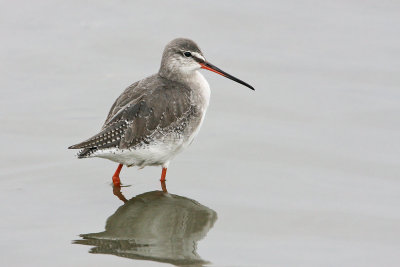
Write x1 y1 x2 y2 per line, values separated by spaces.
112 175 168 203
112 185 128 203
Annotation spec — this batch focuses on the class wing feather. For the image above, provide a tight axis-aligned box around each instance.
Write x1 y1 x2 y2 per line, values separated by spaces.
69 74 195 156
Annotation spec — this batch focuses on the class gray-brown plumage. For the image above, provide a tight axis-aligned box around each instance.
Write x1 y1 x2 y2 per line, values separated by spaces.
69 74 198 158
68 38 254 187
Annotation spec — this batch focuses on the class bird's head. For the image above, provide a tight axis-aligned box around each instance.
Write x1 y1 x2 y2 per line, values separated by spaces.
159 38 254 90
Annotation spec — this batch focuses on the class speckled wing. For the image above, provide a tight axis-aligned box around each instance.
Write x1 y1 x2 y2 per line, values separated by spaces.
68 75 196 157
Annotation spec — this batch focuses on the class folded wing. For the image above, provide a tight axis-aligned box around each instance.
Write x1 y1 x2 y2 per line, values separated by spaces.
68 75 195 158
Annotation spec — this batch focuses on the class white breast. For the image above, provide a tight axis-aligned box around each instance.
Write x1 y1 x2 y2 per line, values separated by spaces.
184 70 211 144
194 71 211 109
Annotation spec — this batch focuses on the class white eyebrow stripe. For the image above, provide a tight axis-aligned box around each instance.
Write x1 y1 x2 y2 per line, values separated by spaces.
192 52 205 62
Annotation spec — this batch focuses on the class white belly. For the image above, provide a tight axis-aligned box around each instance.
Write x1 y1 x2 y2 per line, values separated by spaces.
93 140 183 168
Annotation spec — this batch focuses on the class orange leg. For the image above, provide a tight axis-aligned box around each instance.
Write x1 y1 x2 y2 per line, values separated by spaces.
112 164 123 187
160 167 167 192
160 167 167 182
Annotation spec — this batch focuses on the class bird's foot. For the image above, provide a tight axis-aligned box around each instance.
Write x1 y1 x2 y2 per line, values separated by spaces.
112 175 121 187
160 179 168 193
112 163 124 187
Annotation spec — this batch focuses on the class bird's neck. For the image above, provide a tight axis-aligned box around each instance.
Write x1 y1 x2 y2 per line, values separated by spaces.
158 68 198 86
158 70 210 110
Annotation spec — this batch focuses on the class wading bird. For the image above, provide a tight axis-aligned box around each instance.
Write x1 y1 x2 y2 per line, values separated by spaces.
69 38 254 191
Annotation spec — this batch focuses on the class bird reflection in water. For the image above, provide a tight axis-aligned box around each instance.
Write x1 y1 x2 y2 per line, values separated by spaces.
74 186 217 266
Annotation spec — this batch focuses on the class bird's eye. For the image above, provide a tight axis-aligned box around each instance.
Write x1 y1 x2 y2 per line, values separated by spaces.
183 51 192 57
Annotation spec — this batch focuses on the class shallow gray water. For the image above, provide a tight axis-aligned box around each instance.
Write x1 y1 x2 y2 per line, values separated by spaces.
1 0 400 266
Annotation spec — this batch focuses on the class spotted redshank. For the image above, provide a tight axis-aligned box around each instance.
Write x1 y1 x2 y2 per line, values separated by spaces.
69 38 254 191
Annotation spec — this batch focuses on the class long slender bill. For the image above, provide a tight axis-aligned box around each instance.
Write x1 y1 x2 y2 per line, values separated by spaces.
200 61 255 90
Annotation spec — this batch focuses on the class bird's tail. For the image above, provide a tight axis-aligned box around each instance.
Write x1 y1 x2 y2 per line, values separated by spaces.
68 136 99 158
69 120 128 158
75 148 97 158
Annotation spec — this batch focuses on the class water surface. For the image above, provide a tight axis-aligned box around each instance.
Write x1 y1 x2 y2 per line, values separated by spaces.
1 0 400 266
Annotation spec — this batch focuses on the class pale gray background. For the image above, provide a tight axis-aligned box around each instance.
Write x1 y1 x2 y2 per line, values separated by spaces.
1 0 399 266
